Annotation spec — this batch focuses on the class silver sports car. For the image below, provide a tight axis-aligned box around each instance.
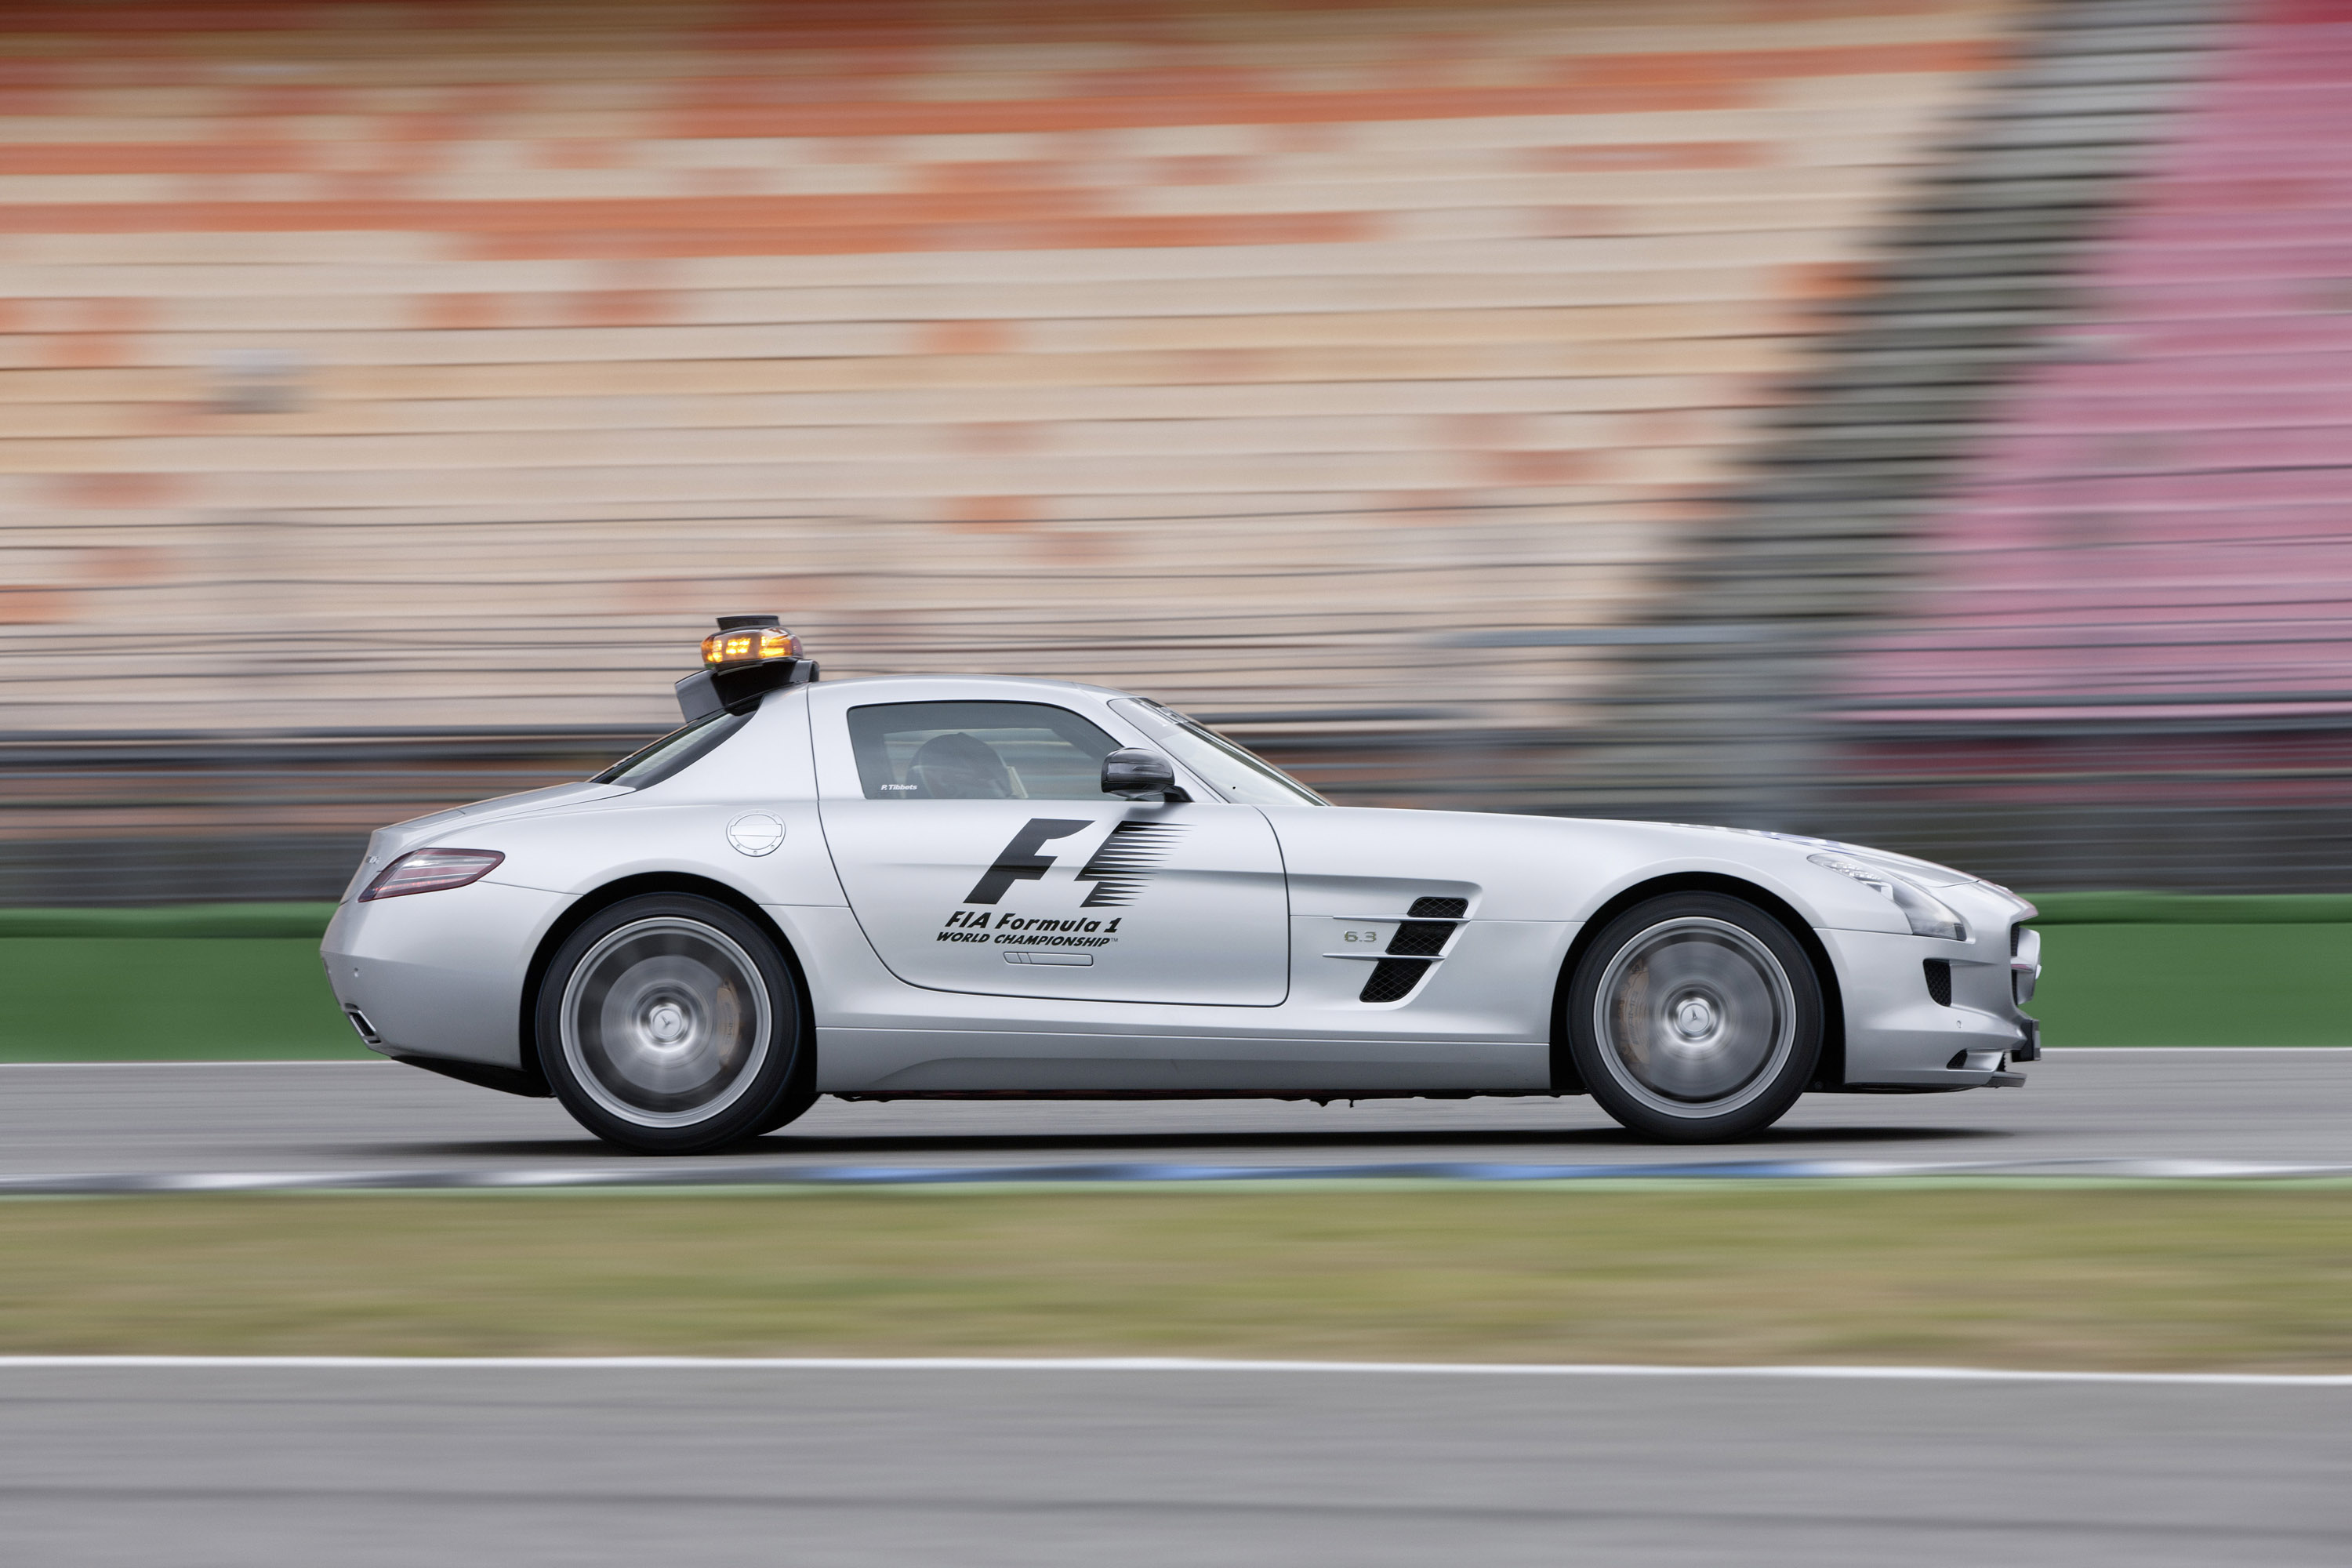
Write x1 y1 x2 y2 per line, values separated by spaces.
323 618 2043 1152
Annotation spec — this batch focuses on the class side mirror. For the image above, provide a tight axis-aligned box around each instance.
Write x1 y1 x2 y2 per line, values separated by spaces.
1102 748 1189 802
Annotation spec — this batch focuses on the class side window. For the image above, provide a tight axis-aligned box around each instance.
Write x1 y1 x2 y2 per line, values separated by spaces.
592 710 750 789
847 702 1122 801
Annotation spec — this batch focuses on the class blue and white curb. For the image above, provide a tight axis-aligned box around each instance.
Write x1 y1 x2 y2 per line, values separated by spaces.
1 1356 2347 1386
2 1156 2348 1194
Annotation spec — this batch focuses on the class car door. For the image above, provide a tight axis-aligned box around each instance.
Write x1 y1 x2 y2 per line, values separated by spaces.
808 687 1289 1006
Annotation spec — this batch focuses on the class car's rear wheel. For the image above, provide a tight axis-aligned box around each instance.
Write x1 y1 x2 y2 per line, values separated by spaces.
536 893 813 1153
1566 892 1822 1142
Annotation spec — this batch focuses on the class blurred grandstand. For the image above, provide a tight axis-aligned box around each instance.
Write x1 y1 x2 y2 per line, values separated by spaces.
1 0 2346 900
1809 0 2352 888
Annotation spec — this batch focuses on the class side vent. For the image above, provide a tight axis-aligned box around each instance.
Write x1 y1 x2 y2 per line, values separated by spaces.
1359 959 1432 1004
1408 896 1468 919
1922 960 1952 1007
1385 921 1454 956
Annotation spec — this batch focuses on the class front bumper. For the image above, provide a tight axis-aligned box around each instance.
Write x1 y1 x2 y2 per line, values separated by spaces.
1821 924 2039 1089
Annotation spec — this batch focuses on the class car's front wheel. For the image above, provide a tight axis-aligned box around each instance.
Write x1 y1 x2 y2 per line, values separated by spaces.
1566 892 1823 1142
536 893 813 1153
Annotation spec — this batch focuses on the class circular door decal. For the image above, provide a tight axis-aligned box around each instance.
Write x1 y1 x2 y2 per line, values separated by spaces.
726 812 786 857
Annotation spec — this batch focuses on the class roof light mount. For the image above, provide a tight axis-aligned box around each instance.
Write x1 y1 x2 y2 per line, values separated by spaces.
675 613 818 721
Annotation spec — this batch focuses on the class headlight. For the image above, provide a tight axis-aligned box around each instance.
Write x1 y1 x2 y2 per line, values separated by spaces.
1809 852 1968 942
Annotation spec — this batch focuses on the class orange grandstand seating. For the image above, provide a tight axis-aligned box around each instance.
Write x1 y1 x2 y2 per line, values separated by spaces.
0 0 2020 742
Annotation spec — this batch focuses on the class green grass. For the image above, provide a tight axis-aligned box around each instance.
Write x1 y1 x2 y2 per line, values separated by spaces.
3 1187 2348 1369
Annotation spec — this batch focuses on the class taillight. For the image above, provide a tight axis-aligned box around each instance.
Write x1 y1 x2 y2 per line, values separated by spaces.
359 848 504 902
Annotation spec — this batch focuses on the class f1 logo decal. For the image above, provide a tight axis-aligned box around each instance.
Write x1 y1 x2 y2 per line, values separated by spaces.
965 818 1091 905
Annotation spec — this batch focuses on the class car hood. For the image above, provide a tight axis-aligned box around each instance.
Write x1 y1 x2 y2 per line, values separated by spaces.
1662 822 2031 902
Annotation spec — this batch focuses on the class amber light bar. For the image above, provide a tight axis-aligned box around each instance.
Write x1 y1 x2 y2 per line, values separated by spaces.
360 848 505 902
702 626 800 667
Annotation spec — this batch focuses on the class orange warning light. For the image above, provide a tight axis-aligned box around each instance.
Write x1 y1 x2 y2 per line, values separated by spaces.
702 626 800 667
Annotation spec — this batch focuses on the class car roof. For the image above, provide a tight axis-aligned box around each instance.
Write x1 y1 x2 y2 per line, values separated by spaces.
806 672 1138 702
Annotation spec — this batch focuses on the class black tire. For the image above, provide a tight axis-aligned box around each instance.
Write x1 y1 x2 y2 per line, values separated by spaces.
535 893 813 1154
1566 892 1823 1143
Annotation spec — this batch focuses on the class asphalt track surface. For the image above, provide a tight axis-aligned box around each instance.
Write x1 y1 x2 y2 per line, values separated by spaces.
5 1362 2347 1566
0 1048 2348 1178
8 1057 2348 1563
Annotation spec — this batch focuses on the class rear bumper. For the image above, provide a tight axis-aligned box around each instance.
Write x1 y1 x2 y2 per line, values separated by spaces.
1820 926 2039 1090
320 880 569 1072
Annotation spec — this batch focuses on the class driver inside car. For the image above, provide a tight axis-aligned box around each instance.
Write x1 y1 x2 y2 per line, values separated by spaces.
904 731 1028 799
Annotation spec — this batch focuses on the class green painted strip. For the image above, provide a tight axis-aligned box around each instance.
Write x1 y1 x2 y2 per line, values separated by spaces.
0 894 2342 1061
0 892 2343 939
0 937 367 1062
2024 891 2352 925
0 903 338 939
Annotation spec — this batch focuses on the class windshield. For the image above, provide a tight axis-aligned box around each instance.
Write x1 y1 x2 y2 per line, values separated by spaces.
592 709 750 788
1109 699 1327 807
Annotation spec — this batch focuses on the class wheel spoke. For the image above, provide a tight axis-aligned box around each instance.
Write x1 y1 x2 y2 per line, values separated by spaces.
1594 917 1795 1112
561 917 771 1127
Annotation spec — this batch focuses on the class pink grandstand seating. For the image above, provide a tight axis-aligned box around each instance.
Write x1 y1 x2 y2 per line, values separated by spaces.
1844 0 2352 726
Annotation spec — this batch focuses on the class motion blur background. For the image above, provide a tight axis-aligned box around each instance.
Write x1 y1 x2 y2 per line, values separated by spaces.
0 0 2344 905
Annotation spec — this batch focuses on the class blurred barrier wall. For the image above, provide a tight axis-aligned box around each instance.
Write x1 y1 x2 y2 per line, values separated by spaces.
0 0 2026 899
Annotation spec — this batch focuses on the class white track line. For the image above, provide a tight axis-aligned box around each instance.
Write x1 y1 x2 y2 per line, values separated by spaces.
0 1356 2344 1386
